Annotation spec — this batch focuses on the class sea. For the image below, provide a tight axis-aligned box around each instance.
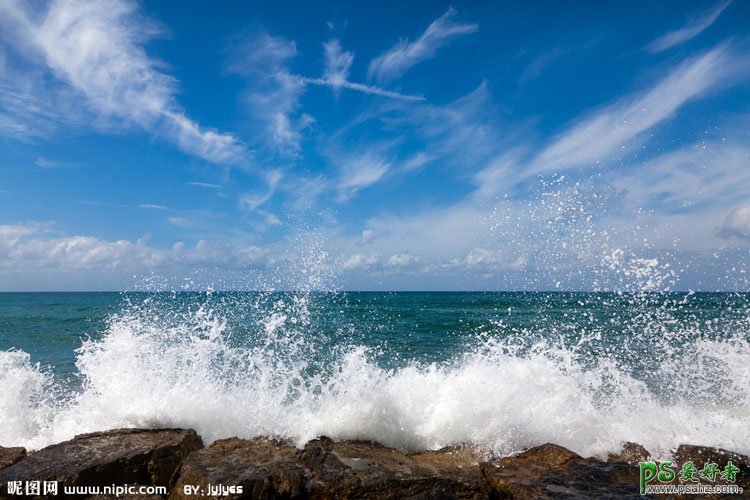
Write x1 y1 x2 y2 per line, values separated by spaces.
1 290 749 459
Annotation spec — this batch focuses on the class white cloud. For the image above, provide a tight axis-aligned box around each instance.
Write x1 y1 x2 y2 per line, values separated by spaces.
187 182 222 190
379 81 502 169
527 47 739 176
0 224 155 270
466 248 527 271
648 1 731 53
357 229 377 246
609 143 750 214
240 169 284 210
719 205 750 241
323 39 353 91
0 223 272 289
466 247 495 267
303 38 424 101
342 253 379 270
0 0 245 163
399 152 432 173
368 8 478 83
166 217 193 228
386 253 420 267
0 82 75 138
35 157 75 169
227 32 310 157
137 204 167 210
303 77 424 102
336 153 390 201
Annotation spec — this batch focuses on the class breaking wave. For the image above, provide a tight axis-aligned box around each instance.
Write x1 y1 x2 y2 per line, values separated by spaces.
1 289 749 460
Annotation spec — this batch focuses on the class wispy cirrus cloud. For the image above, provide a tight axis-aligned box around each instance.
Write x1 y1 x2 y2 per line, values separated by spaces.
647 1 731 53
166 216 193 228
0 0 246 164
187 182 223 190
239 169 283 211
227 32 311 158
609 143 750 214
228 33 421 162
335 152 391 202
35 157 76 169
303 39 424 101
526 46 741 176
368 8 478 83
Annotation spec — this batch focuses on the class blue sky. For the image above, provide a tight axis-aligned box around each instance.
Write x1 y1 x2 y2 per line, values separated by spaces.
1 0 749 291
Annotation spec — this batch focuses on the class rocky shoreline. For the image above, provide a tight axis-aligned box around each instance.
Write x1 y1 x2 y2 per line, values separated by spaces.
0 429 747 499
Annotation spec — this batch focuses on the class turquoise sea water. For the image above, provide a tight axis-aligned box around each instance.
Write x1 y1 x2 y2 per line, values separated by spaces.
1 291 749 458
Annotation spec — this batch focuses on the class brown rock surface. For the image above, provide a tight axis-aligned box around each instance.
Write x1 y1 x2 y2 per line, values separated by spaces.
0 428 203 498
607 442 651 464
673 443 750 490
4 429 750 499
171 436 489 499
0 446 27 470
170 436 306 499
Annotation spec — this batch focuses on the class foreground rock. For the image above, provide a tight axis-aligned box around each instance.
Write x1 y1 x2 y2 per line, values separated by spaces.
0 429 203 497
674 444 750 491
3 430 749 498
171 436 489 499
0 446 26 470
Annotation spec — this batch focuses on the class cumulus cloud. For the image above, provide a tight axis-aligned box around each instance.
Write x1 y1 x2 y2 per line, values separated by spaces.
386 253 420 267
0 223 271 289
357 229 377 246
368 8 477 83
648 1 731 53
0 0 245 163
342 253 379 270
719 205 750 241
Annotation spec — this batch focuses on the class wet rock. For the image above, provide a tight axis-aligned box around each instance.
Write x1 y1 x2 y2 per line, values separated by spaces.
481 443 649 498
171 436 489 499
301 437 489 498
528 459 642 499
673 444 750 469
0 446 26 470
480 443 583 498
673 444 749 489
607 442 651 464
0 428 203 497
8 429 749 499
169 437 306 499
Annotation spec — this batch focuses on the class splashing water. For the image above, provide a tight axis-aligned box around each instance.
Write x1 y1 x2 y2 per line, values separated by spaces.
1 288 748 459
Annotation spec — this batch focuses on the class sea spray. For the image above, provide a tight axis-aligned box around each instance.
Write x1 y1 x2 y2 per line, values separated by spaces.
1 290 748 459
